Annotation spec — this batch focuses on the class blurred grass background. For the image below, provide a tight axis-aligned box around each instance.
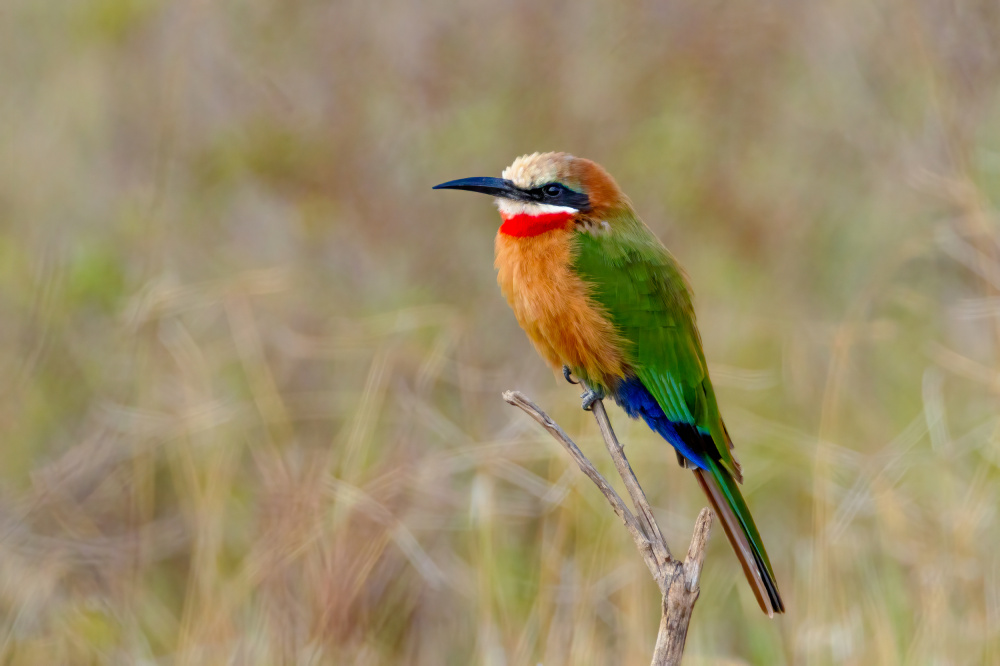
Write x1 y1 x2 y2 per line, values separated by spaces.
2 0 1000 664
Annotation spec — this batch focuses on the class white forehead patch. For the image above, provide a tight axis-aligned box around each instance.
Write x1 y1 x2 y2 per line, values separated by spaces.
501 152 567 190
496 199 578 217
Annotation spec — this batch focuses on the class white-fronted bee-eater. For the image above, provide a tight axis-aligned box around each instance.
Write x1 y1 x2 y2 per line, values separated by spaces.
435 152 784 616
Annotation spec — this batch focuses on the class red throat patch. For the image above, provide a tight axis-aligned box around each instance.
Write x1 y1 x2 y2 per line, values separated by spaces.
499 211 575 237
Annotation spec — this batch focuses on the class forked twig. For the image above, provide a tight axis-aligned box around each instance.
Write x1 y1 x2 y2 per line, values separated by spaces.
503 390 712 666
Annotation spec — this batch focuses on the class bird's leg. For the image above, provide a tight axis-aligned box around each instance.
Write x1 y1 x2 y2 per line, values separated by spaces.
579 383 605 411
562 365 602 410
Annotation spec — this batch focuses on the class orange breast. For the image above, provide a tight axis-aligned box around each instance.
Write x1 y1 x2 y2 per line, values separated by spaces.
494 227 627 389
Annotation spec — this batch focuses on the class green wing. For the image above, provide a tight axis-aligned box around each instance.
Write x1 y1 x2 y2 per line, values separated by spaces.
570 213 783 615
570 214 739 477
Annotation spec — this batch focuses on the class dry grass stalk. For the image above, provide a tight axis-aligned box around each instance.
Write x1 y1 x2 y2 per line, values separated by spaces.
503 390 713 666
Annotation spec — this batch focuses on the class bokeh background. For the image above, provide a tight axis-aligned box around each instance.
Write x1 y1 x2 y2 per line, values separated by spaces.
3 1 1000 664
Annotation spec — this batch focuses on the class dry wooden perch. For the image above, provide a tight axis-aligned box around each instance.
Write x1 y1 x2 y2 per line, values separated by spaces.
503 390 713 666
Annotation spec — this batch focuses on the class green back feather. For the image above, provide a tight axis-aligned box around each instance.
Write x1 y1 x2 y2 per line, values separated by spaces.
570 209 739 477
569 208 782 612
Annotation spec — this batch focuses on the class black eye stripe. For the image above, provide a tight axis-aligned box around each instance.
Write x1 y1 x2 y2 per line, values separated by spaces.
527 183 591 212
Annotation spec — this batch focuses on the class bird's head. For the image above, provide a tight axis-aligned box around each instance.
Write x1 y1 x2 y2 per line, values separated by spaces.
434 152 628 237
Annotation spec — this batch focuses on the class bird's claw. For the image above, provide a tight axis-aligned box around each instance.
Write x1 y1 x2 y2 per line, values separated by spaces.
563 366 601 409
580 386 605 411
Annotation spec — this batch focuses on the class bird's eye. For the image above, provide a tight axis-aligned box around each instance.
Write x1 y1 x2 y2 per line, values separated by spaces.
543 184 562 197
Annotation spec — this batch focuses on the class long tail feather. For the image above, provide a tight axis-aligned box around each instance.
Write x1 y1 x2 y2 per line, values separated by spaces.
693 465 784 616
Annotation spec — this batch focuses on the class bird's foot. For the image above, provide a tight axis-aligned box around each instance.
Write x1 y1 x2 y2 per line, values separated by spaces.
562 365 579 385
580 385 605 411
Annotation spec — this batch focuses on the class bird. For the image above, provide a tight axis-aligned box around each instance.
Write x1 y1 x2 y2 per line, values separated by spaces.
434 152 784 616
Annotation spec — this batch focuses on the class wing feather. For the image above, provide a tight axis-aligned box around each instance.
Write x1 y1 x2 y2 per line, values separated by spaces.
571 218 740 477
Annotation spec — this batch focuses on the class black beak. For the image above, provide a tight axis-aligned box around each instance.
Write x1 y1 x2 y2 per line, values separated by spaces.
432 177 530 202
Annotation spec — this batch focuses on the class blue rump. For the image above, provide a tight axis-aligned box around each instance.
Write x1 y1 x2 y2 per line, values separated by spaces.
611 376 711 470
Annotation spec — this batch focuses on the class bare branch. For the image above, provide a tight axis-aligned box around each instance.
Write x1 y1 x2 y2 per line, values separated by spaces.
503 390 714 666
683 507 713 592
502 390 660 578
652 507 714 664
591 400 672 568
